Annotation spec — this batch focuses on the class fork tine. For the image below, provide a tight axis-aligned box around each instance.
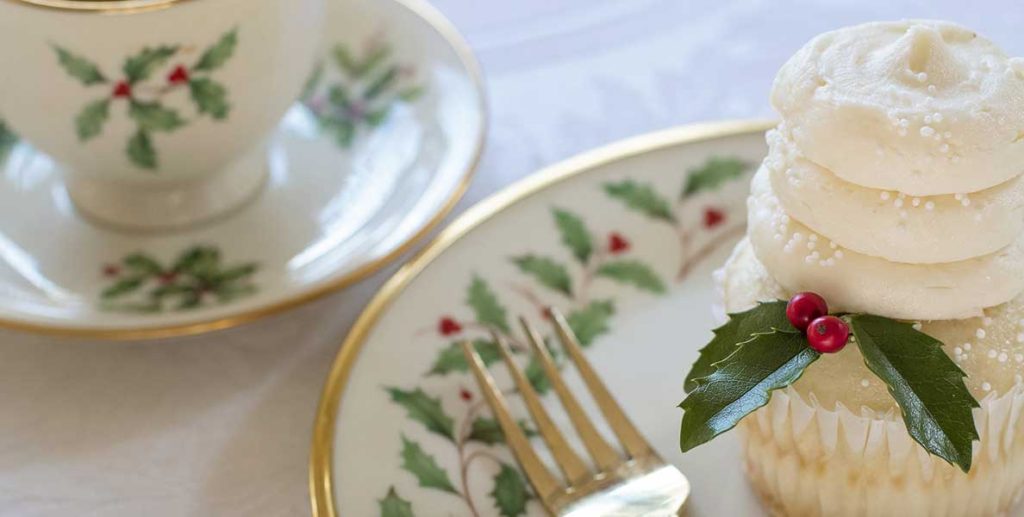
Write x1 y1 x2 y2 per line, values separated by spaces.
460 341 563 502
519 317 621 472
549 308 656 461
491 332 592 486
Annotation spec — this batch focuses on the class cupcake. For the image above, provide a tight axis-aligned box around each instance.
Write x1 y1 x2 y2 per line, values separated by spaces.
681 20 1024 516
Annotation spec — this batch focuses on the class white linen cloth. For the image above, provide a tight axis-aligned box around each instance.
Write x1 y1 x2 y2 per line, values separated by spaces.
0 1 1021 515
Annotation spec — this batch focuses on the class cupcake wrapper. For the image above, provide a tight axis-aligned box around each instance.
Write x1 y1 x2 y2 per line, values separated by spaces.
740 386 1024 517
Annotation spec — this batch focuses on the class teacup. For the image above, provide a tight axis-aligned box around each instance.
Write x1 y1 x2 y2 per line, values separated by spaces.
0 0 325 230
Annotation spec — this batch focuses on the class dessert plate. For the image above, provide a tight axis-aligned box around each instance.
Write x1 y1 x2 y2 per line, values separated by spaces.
311 121 778 516
0 0 484 339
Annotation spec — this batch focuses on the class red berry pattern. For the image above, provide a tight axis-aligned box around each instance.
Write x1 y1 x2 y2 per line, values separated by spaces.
438 317 462 336
167 65 190 85
459 388 473 402
608 232 630 254
102 264 121 277
786 292 828 332
703 207 725 229
112 81 132 98
806 315 850 354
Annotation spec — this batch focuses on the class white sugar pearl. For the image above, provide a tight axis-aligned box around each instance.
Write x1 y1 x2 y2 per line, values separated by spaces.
912 197 921 207
920 126 936 137
860 379 870 388
880 191 891 201
925 201 935 211
977 329 987 339
999 352 1009 363
983 382 992 392
964 342 973 351
988 349 998 359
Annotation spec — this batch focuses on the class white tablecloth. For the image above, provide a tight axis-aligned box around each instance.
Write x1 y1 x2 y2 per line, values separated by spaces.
3 1 1021 515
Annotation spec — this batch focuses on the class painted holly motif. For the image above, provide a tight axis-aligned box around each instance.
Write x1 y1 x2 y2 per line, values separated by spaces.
53 28 238 171
604 156 749 281
99 245 258 312
302 37 424 148
0 118 16 165
375 156 751 516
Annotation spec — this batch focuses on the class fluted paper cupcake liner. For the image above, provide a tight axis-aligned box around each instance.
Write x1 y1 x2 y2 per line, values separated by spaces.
739 385 1024 517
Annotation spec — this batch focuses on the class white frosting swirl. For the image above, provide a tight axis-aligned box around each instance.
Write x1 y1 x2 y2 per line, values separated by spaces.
772 20 1024 196
746 169 1024 320
766 128 1024 263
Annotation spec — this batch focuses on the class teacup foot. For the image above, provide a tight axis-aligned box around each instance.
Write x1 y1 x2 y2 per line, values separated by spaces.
65 145 269 233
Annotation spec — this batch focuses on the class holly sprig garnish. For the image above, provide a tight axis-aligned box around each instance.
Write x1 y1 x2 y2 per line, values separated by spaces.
679 292 981 472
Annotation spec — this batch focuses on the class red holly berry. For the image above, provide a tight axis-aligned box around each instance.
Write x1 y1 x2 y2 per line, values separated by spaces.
102 264 121 277
157 272 178 285
786 292 828 332
438 317 462 336
806 315 850 354
608 232 630 254
112 81 132 98
167 65 190 85
703 207 726 229
459 388 473 402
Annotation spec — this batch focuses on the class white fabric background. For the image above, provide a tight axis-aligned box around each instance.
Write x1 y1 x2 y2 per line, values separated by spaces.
1 1 1022 515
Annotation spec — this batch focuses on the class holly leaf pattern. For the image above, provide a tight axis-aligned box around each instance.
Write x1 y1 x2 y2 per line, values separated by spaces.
123 45 178 83
553 209 592 264
379 487 414 517
512 255 572 296
596 260 666 294
53 46 107 85
684 301 796 393
427 340 501 376
0 119 16 163
467 417 504 445
365 66 399 100
681 157 748 199
679 330 819 452
467 276 510 332
129 101 186 133
604 180 675 222
123 252 163 275
193 28 238 72
101 277 144 299
850 314 980 472
386 387 455 442
490 463 531 517
75 98 109 142
566 300 615 347
126 130 156 169
174 246 220 275
399 436 458 494
189 78 230 119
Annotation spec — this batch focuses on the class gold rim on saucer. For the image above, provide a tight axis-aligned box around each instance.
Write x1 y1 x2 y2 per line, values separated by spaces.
0 0 487 341
308 119 775 517
3 0 191 14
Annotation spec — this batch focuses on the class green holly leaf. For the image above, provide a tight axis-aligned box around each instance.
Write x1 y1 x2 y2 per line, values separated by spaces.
331 45 359 75
365 107 391 128
101 277 144 299
123 45 178 83
129 100 186 132
566 300 615 347
850 314 980 472
189 77 230 119
511 255 572 297
596 260 666 294
552 209 592 264
328 84 351 108
467 417 537 445
428 339 500 376
604 180 675 222
321 117 356 148
365 66 399 100
126 130 157 169
0 119 17 163
386 387 455 441
524 342 561 395
684 301 796 393
177 290 203 310
214 263 258 284
399 436 458 494
173 246 220 275
193 28 238 72
490 463 531 517
679 330 819 452
123 252 163 275
398 85 424 102
681 157 748 199
214 283 257 303
75 98 109 142
150 283 192 300
53 46 107 85
467 276 510 333
300 61 325 101
379 487 414 517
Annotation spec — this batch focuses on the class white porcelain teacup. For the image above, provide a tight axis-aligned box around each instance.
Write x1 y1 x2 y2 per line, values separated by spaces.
0 0 325 230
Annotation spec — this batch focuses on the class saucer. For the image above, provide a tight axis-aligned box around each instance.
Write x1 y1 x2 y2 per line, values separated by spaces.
310 121 782 516
0 0 485 339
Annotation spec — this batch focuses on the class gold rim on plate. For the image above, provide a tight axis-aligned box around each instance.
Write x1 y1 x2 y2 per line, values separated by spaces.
308 119 775 517
0 0 487 341
2 0 191 14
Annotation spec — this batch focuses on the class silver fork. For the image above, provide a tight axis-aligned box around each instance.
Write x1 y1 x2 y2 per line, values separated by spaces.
460 308 690 516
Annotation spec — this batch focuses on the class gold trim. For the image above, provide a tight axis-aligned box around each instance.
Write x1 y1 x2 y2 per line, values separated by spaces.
3 0 191 14
308 119 775 517
0 0 487 341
